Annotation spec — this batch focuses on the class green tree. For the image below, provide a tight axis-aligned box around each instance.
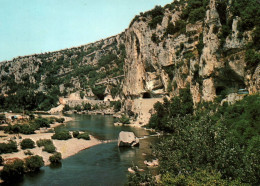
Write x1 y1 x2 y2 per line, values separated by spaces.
1 159 25 181
49 152 62 164
25 155 44 172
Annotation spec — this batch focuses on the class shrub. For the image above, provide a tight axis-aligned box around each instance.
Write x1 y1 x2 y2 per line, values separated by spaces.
34 117 51 128
20 138 35 150
36 139 53 147
74 105 82 112
51 130 71 140
73 131 80 138
24 150 33 156
118 115 130 124
77 132 90 140
83 103 92 110
1 159 25 181
63 104 70 112
36 139 56 153
0 140 18 154
80 91 85 99
151 33 159 44
110 101 121 112
4 124 35 134
19 124 35 134
49 152 62 164
127 167 156 186
43 144 56 153
0 114 6 120
55 118 65 123
25 155 44 172
245 49 260 71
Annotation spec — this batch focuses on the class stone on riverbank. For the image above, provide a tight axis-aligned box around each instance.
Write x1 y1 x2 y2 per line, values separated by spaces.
118 131 139 147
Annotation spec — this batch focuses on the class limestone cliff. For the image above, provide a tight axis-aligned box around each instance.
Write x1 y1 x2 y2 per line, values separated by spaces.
0 0 259 112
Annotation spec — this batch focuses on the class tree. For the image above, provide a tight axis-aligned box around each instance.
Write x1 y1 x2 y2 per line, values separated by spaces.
49 152 62 164
25 155 44 172
1 159 25 181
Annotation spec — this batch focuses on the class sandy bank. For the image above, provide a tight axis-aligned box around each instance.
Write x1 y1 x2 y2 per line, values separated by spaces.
0 131 102 166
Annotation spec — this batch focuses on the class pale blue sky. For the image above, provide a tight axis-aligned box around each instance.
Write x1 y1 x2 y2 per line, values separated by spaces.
0 0 173 62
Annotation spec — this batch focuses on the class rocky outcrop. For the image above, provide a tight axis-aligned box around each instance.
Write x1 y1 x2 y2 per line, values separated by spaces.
0 0 259 122
118 131 139 147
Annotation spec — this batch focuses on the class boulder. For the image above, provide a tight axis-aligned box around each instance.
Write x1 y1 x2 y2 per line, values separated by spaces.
118 131 139 147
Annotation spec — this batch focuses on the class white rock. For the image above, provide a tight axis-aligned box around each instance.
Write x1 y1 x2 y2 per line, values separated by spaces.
118 131 139 147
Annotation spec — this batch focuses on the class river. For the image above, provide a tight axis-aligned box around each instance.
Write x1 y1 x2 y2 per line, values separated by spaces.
17 114 160 186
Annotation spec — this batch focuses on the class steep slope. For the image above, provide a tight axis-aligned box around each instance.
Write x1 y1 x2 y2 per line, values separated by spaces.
0 0 259 113
123 0 259 103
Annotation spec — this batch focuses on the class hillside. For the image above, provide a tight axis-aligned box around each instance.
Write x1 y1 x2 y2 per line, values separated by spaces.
0 0 259 114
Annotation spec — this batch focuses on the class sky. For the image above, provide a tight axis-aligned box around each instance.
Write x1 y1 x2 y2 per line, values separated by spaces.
0 0 173 62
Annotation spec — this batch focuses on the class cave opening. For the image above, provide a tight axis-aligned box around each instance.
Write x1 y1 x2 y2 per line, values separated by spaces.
143 92 151 99
216 86 226 96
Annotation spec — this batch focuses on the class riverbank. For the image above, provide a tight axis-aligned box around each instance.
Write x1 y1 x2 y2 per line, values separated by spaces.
0 114 101 166
0 131 102 166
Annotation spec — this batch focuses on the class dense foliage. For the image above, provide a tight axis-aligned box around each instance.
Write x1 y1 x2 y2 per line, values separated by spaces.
1 159 25 182
3 117 54 135
131 94 260 185
0 141 18 154
148 87 193 132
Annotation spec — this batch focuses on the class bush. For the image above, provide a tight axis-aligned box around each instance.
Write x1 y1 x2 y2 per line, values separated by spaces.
72 131 80 138
63 104 70 112
49 152 62 164
110 101 121 112
55 118 65 123
0 140 18 154
0 114 6 120
118 115 130 124
1 159 25 181
25 155 44 172
34 117 51 128
77 132 90 140
127 167 156 186
43 144 56 153
19 124 35 134
245 49 260 70
20 138 35 150
36 139 56 153
24 150 33 156
51 130 71 140
36 139 53 147
83 103 92 111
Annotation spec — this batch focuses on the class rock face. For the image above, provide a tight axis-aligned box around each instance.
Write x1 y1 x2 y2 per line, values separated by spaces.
0 0 259 123
118 131 139 147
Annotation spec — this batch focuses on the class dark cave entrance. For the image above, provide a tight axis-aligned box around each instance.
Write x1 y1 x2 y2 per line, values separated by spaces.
143 92 151 99
216 86 226 96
